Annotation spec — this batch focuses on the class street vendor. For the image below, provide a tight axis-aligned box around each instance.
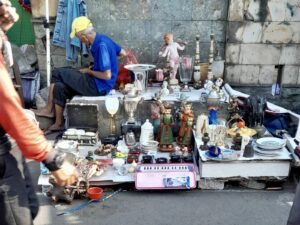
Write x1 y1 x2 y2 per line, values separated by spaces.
34 16 127 132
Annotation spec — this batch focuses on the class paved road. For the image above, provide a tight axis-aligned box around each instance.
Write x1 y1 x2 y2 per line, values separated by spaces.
28 161 296 225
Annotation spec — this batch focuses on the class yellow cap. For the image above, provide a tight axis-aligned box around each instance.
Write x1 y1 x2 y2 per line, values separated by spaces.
70 16 93 38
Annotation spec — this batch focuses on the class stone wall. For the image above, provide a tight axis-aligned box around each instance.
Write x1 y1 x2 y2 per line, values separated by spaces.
32 0 300 87
226 0 300 86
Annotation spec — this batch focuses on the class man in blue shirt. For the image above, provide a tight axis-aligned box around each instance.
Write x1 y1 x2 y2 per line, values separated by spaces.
34 16 126 132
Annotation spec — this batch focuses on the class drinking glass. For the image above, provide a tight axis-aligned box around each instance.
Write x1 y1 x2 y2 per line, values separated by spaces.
179 56 193 92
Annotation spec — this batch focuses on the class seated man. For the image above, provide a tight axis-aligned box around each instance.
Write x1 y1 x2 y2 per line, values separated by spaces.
34 16 126 131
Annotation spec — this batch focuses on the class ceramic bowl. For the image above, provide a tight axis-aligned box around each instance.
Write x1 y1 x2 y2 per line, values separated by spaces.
87 187 103 200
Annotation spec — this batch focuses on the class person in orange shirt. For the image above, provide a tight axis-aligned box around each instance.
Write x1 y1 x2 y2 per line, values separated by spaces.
0 1 77 224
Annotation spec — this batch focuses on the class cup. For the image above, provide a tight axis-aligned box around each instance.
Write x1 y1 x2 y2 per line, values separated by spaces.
155 69 164 81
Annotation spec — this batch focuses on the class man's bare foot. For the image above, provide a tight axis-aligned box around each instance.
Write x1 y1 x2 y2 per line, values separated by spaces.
44 124 64 134
32 108 55 118
47 124 64 131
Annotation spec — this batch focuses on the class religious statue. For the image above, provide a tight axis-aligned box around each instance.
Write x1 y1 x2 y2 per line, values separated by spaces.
180 116 194 147
156 101 175 152
177 102 194 149
159 32 186 83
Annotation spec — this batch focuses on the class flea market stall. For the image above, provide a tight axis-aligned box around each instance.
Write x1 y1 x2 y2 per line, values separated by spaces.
39 82 300 200
37 35 300 204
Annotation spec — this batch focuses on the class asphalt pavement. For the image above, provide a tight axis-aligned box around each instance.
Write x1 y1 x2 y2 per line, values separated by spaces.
27 160 296 225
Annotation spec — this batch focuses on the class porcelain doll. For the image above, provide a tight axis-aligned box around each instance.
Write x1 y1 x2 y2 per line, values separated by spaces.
160 80 170 96
159 33 186 82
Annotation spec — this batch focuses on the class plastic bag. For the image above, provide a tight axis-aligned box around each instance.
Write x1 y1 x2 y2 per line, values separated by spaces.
115 49 137 90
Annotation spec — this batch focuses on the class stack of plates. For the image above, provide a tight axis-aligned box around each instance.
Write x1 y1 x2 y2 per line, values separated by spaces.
141 141 159 153
254 137 286 157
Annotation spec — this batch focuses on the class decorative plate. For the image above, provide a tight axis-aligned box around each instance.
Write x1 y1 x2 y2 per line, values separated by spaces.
227 127 257 137
256 137 286 150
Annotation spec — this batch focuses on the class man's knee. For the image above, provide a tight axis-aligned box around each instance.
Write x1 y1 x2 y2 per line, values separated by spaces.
53 82 65 95
51 68 61 83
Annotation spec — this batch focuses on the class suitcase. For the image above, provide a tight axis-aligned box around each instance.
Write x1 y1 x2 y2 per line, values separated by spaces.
63 103 99 145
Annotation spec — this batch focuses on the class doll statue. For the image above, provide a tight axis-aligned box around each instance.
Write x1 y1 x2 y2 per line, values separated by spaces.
177 102 194 149
180 116 194 147
156 101 175 152
159 32 186 83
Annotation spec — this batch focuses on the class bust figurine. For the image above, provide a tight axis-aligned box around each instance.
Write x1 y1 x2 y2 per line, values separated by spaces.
159 32 186 82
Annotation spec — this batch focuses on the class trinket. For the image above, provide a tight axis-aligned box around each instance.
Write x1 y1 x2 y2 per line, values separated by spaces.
243 141 254 158
200 132 210 151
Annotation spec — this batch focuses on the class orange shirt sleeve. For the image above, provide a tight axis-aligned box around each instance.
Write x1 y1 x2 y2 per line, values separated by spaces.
0 58 52 162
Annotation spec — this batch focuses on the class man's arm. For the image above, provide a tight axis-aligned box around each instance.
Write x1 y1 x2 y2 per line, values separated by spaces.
118 48 127 59
79 67 111 80
80 47 127 79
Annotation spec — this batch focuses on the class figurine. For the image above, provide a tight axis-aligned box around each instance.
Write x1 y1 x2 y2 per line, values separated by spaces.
159 32 186 82
227 96 240 120
150 102 161 135
196 113 209 137
85 151 94 161
177 102 194 148
200 132 210 151
160 80 170 96
180 116 194 147
243 140 254 158
157 101 175 151
232 133 242 151
214 125 227 147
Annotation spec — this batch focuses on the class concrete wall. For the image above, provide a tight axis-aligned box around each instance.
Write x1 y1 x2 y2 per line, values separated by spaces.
226 0 300 86
32 0 300 87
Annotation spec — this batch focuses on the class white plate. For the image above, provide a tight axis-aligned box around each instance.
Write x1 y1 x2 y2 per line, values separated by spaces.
254 149 280 156
256 137 286 150
253 144 283 152
254 151 278 157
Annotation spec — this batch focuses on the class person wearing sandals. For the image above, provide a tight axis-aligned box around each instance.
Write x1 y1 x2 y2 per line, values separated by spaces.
33 16 126 132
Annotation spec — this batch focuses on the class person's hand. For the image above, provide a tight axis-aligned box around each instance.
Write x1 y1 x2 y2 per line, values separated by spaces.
79 68 91 74
0 1 19 32
51 161 78 186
